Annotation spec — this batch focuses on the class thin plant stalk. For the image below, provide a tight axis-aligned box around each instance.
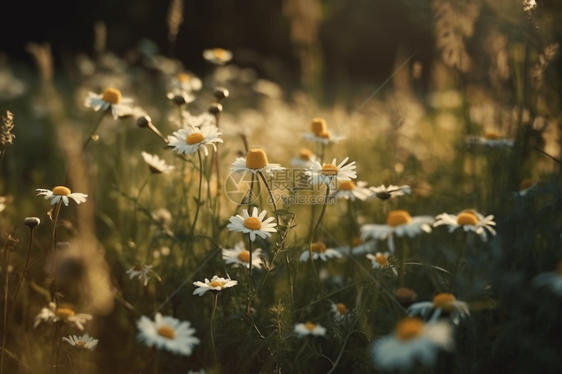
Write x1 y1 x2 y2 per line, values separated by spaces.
399 237 409 287
7 225 36 321
181 150 203 269
50 202 62 302
248 234 253 276
82 110 107 152
0 243 12 374
449 232 468 293
308 185 330 297
210 293 219 365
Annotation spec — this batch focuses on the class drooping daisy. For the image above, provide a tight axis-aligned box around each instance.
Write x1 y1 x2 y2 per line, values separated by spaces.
193 276 238 296
408 293 470 325
366 252 397 275
226 207 277 241
466 131 514 150
434 210 496 241
339 237 376 256
331 180 371 201
126 264 153 286
230 148 285 177
361 210 434 252
167 125 223 156
330 302 350 321
84 88 134 119
203 48 233 65
302 117 345 144
62 333 99 352
532 261 562 296
36 186 88 206
291 148 316 168
137 313 200 356
305 157 357 188
293 322 327 338
141 152 175 174
299 242 342 262
34 303 93 330
167 72 202 104
368 184 411 201
222 241 263 269
515 178 537 197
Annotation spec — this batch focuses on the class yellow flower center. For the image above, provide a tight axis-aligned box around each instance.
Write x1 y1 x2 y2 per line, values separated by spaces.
246 148 269 169
157 325 176 340
519 178 535 191
101 88 122 104
210 280 226 288
311 242 327 253
433 293 456 310
55 308 76 319
311 117 327 135
335 303 347 315
243 217 262 230
215 48 226 59
339 181 355 191
238 250 251 263
75 341 88 348
133 264 143 271
484 131 501 140
456 211 478 226
52 186 71 196
375 253 388 266
186 133 204 145
304 321 317 331
177 73 190 82
318 130 331 139
386 210 412 227
321 164 338 176
299 148 313 161
396 318 424 341
351 237 362 247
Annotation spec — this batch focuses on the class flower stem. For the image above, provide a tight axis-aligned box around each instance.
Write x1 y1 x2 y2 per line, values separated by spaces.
210 293 219 365
308 185 330 297
181 150 203 270
50 202 62 303
82 110 106 152
449 232 468 293
0 243 12 374
399 237 409 287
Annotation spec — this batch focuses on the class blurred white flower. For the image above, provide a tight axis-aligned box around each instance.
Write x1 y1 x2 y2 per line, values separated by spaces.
330 302 350 321
222 241 263 269
84 88 134 119
293 322 327 338
466 131 514 150
434 210 496 241
366 252 397 275
408 293 470 325
193 276 238 296
36 186 88 206
167 72 202 104
305 157 357 188
62 333 99 352
532 262 562 296
137 313 199 356
34 303 92 330
203 48 233 65
291 148 316 168
299 242 342 262
126 264 153 286
167 125 223 157
141 152 175 174
368 184 411 201
303 118 345 145
331 180 370 201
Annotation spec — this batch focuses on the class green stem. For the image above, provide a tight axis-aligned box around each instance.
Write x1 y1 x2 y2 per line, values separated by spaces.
308 185 330 297
82 110 107 152
0 243 11 374
399 237 409 287
51 203 62 303
181 150 203 270
449 232 468 293
210 293 219 365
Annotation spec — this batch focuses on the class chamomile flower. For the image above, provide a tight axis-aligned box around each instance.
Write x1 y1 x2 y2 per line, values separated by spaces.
291 148 316 168
136 313 200 356
34 303 93 330
515 178 537 197
532 261 562 296
299 242 342 262
366 252 397 274
222 241 263 269
167 125 223 156
408 293 470 325
230 148 285 177
434 210 496 241
368 184 411 201
84 88 134 119
126 264 153 286
331 180 370 201
193 276 238 296
305 157 357 188
62 333 99 352
331 302 350 321
293 322 327 338
226 207 277 241
302 117 345 144
371 318 453 371
203 48 233 65
466 131 514 150
339 237 376 256
141 152 175 174
167 72 202 104
0 196 7 213
36 186 88 206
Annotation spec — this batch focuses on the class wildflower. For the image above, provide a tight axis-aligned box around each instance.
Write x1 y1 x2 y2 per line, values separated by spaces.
126 264 153 286
466 131 514 150
213 87 230 101
291 148 316 168
167 72 202 104
230 148 285 177
84 88 134 119
62 333 99 352
368 184 411 201
394 287 418 308
24 217 41 229
305 157 357 188
408 293 470 325
339 237 376 256
371 318 453 371
222 241 263 269
36 186 88 206
366 252 397 274
167 125 223 156
227 207 277 241
203 48 233 65
137 313 200 356
299 242 342 262
331 302 350 321
0 196 7 213
293 322 327 337
331 180 371 201
302 117 344 144
1 111 15 146
141 152 175 174
193 275 238 296
361 210 434 252
532 261 562 296
34 303 92 330
515 178 537 196
434 210 496 241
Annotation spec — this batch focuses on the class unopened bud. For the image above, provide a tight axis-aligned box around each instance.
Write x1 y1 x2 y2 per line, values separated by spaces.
137 115 152 128
213 87 229 101
24 217 41 229
208 103 223 115
172 95 186 106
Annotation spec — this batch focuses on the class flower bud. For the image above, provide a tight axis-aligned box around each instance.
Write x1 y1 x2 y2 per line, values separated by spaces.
172 95 186 106
24 217 41 229
213 87 229 101
208 103 223 115
137 115 152 128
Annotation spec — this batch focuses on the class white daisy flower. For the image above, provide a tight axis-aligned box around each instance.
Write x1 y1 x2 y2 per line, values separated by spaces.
515 178 537 197
361 210 434 252
371 318 453 371
222 241 263 269
291 148 316 168
170 111 216 129
34 303 93 330
203 48 233 65
167 72 202 104
62 333 99 352
331 180 371 201
141 152 175 174
305 157 357 188
466 131 514 150
299 242 342 262
0 196 7 213
126 264 153 286
36 186 88 206
408 293 470 325
226 207 277 242
532 261 562 296
338 237 376 256
302 117 345 145
84 88 134 119
368 184 411 201
330 302 350 321
193 275 238 296
137 313 200 356
230 148 285 177
167 125 223 156
434 210 496 241
293 322 327 338
366 252 397 275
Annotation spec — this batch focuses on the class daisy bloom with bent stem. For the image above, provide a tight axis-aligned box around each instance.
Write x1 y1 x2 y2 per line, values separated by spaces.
141 152 175 174
167 72 202 104
291 148 316 168
372 318 453 371
305 157 357 187
532 261 562 296
203 48 233 65
126 264 153 286
293 322 327 337
331 180 370 201
434 210 496 241
193 276 238 296
299 241 342 262
84 88 134 119
230 148 285 177
33 303 93 330
408 293 470 325
136 313 200 356
222 241 263 269
62 333 99 352
466 130 514 150
167 125 223 156
36 186 88 206
368 184 411 201
331 302 350 321
302 117 345 145
226 207 277 241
